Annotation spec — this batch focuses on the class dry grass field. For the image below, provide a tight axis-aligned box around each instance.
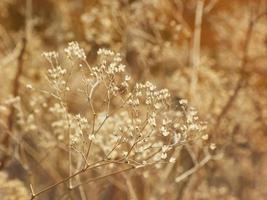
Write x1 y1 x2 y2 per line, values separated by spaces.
0 0 267 199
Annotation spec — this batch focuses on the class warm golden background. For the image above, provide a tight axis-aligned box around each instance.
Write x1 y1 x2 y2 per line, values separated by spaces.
0 0 267 200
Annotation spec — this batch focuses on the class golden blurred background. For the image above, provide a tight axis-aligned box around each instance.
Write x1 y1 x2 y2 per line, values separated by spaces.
0 0 267 199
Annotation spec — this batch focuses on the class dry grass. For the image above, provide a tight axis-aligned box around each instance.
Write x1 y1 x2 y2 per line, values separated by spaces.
0 0 267 199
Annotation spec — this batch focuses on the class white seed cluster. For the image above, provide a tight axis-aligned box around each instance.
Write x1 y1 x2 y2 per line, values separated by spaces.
42 51 59 63
47 66 67 92
127 81 171 109
92 49 126 78
64 41 86 60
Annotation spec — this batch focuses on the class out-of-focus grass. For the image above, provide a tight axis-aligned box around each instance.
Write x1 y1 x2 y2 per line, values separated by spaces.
0 0 267 199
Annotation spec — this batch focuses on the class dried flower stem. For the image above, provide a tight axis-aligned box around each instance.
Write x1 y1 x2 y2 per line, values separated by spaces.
30 159 130 199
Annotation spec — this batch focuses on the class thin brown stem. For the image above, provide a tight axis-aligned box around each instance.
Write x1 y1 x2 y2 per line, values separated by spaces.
71 166 135 189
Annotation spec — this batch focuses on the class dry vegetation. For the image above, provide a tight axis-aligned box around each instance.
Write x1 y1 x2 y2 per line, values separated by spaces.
0 0 267 200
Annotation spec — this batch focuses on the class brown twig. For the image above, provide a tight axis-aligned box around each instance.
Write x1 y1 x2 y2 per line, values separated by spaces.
215 9 267 129
174 154 211 183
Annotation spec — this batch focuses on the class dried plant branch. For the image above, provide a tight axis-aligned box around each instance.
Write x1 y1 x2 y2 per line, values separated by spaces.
30 160 135 199
71 166 135 190
124 174 138 200
215 9 267 128
190 0 205 101
175 153 211 183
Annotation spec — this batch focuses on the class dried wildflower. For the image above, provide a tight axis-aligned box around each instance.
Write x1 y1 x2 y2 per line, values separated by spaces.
169 157 176 163
18 42 207 199
26 84 33 90
179 99 188 106
202 134 209 140
42 51 59 63
64 41 86 60
210 143 216 150
160 126 170 136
